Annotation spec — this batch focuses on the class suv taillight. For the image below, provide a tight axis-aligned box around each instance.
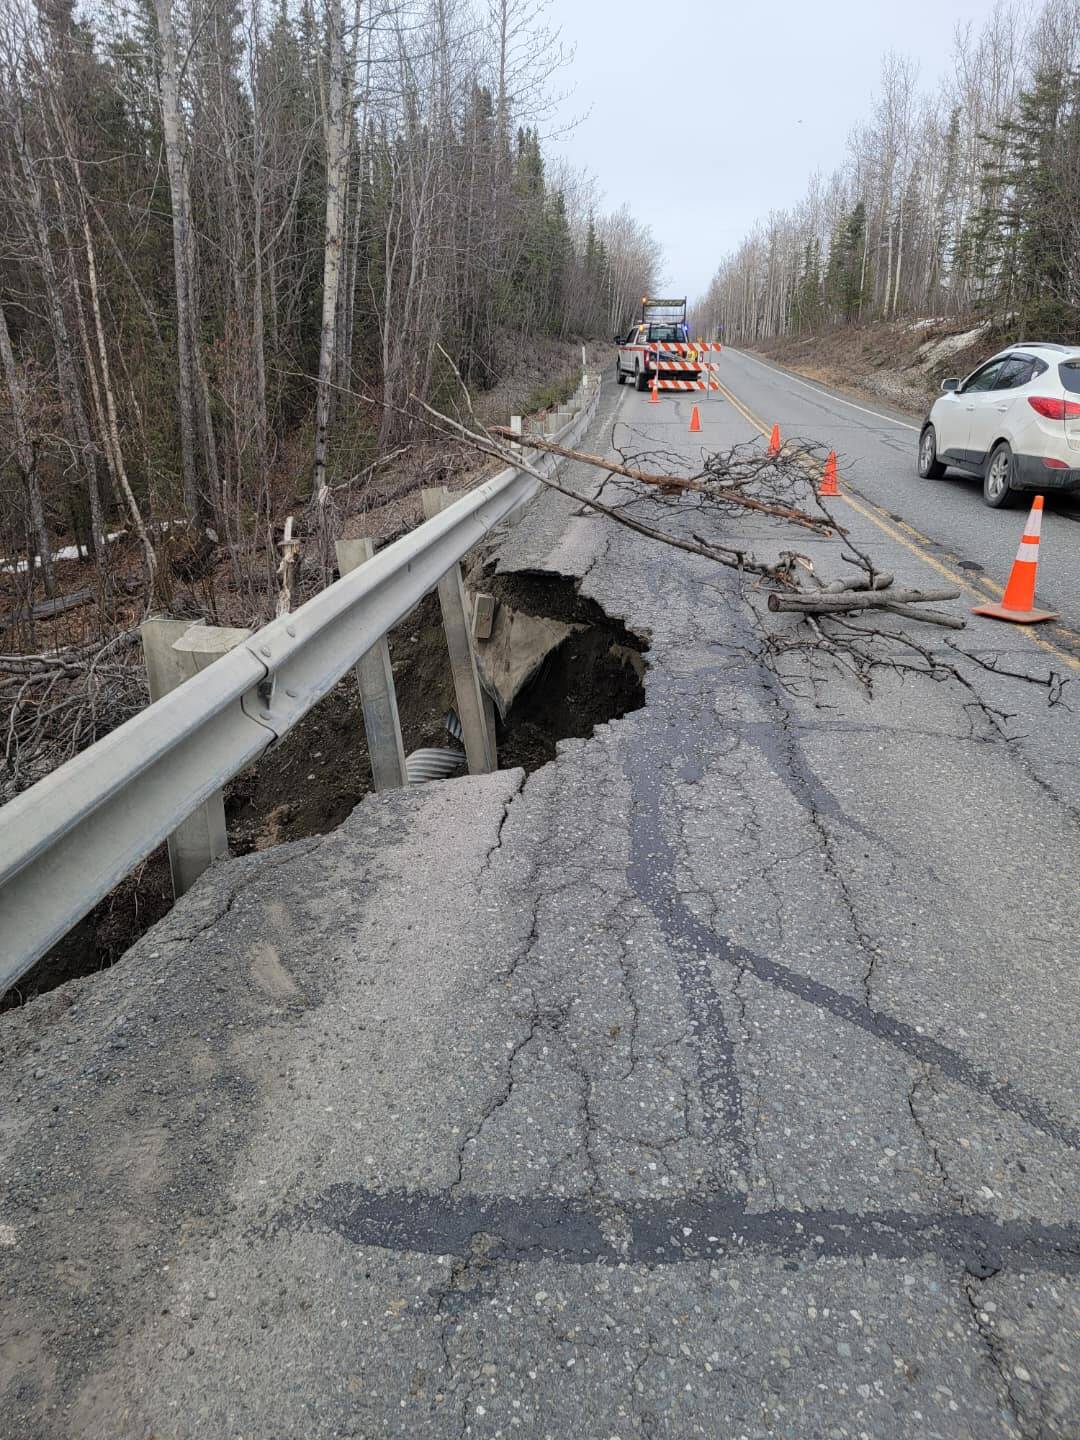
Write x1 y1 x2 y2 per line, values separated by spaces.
1028 396 1080 419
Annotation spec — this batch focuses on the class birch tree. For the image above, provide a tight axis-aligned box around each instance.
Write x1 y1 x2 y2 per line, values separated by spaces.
0 298 53 595
311 0 357 530
152 0 216 543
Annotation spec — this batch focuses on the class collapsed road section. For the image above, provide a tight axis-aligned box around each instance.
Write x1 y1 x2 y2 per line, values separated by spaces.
7 568 646 1008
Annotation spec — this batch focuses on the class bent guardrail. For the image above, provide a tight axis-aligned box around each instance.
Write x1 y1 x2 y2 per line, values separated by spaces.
0 377 601 991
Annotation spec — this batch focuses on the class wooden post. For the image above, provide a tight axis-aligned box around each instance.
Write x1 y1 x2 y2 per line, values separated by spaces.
140 619 253 897
421 487 497 774
335 537 408 791
276 515 301 616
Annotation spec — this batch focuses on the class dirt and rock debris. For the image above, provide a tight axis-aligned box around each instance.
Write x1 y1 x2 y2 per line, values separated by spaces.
4 571 647 1010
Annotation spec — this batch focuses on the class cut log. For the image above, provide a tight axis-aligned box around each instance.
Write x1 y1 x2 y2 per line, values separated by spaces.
821 573 894 593
877 603 965 629
768 587 960 615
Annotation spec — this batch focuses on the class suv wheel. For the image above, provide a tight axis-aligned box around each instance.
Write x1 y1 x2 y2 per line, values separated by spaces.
983 441 1018 509
918 424 946 479
615 359 626 385
635 363 648 392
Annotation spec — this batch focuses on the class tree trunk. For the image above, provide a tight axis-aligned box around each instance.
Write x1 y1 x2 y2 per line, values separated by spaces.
0 300 54 597
892 195 905 316
152 0 215 541
312 0 354 528
12 116 106 562
77 190 158 589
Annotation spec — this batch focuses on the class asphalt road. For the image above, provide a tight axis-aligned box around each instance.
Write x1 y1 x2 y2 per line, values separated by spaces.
2 371 1078 1439
716 348 1080 642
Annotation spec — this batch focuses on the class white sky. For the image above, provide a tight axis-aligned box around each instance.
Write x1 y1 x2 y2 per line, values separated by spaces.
543 0 997 299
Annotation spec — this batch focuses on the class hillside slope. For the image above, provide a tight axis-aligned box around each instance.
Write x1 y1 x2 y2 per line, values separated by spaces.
755 319 1005 414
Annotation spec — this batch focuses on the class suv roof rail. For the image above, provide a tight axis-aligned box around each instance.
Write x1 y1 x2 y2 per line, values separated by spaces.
1011 341 1073 351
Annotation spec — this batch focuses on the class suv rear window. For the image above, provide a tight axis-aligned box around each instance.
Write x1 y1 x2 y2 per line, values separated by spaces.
1059 361 1080 392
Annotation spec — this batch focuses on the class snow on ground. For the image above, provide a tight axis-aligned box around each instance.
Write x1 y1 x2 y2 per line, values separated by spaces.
1 520 187 574
915 322 991 370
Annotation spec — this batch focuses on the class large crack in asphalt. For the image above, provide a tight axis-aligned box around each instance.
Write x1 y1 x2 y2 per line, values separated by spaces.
963 1275 1035 1439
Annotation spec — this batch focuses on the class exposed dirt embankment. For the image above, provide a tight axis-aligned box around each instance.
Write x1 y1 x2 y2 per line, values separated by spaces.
6 571 646 1009
755 318 1002 414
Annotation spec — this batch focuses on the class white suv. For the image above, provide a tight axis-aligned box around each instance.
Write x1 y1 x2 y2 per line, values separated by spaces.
918 343 1080 507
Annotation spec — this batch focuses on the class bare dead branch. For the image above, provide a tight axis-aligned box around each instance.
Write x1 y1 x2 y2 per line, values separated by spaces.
489 426 838 533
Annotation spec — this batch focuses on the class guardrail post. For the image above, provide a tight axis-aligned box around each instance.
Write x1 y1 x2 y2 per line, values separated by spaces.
421 487 497 774
509 415 522 454
140 619 252 898
335 537 408 791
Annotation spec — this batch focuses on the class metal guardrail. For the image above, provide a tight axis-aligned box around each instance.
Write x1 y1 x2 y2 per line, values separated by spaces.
0 377 601 991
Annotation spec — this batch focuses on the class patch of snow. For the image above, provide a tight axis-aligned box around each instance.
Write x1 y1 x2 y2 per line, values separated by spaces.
0 530 126 574
1 519 184 574
915 323 991 370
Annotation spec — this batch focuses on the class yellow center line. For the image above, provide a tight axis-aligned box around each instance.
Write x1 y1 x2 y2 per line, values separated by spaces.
712 377 1080 673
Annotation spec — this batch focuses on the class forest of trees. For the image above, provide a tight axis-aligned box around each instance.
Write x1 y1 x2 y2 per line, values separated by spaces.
694 0 1080 349
0 0 660 604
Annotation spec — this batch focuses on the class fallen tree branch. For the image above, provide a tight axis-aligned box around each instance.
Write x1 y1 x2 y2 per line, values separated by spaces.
417 397 804 584
0 628 141 676
490 425 837 533
879 604 966 630
15 587 97 622
820 574 894 593
768 587 960 614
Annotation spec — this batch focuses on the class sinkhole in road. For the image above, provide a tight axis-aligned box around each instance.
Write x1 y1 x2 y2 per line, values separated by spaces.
7 571 647 1009
482 568 648 772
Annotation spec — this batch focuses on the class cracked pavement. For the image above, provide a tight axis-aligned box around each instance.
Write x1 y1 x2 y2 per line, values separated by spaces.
1 372 1079 1438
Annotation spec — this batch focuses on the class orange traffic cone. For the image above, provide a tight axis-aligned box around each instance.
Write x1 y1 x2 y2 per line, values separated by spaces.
648 376 659 405
819 451 839 496
971 495 1059 624
689 404 702 434
767 423 781 456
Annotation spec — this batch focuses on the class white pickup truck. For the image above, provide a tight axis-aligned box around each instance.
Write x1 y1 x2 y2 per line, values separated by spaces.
614 299 701 391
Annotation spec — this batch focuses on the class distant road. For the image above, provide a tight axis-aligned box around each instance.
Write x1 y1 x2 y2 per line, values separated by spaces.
719 347 1080 644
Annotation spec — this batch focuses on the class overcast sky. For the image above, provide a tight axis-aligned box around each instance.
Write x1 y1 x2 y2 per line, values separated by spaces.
542 0 996 300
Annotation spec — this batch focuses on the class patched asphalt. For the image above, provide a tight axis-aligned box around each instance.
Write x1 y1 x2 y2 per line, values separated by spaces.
1 372 1078 1439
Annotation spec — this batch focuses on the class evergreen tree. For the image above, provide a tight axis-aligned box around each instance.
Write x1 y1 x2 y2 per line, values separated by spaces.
823 203 866 324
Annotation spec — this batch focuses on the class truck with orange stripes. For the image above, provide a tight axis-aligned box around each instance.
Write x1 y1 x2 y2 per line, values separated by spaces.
615 297 701 391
